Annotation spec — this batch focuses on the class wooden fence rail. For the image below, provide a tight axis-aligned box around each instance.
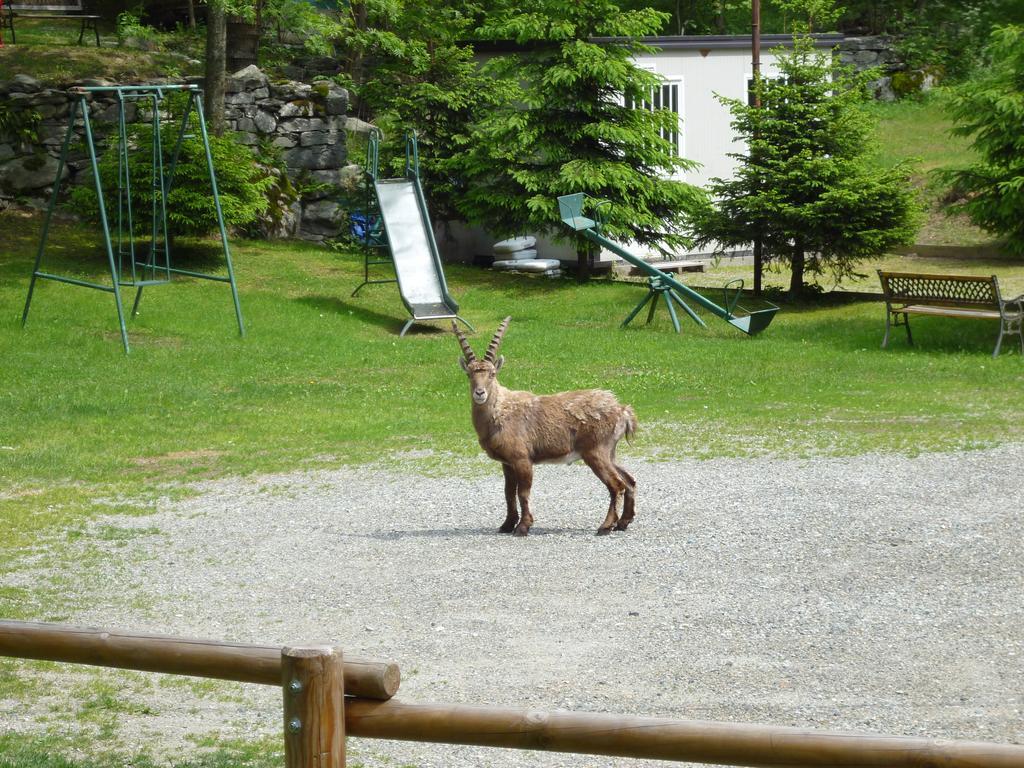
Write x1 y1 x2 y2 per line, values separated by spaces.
0 621 399 700
344 699 1024 768
2 620 1023 768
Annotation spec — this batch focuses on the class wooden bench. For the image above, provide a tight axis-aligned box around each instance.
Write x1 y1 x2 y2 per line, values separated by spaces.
878 270 1024 357
624 258 704 277
0 0 101 46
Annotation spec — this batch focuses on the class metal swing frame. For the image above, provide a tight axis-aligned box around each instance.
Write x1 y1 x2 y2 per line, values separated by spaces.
21 84 245 353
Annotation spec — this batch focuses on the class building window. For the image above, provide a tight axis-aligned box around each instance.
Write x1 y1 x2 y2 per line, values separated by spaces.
627 78 684 158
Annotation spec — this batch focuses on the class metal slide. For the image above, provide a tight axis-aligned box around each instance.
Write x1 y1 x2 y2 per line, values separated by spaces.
370 133 473 337
557 193 778 336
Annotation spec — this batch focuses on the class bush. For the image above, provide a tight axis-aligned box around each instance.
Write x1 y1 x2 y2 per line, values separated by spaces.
0 102 40 146
890 70 926 99
70 119 273 238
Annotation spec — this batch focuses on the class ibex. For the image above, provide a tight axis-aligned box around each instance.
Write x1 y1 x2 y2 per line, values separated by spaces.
453 317 638 537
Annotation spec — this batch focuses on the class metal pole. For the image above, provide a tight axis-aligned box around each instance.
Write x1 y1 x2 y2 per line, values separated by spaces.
81 94 131 352
152 89 172 283
192 93 246 337
752 0 763 298
22 96 78 328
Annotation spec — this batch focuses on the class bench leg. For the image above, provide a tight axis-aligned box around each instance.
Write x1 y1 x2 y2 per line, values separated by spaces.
994 315 1024 357
882 310 912 349
75 17 99 46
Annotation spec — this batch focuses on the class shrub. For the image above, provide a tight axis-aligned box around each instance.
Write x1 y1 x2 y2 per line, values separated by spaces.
0 102 40 146
69 120 273 237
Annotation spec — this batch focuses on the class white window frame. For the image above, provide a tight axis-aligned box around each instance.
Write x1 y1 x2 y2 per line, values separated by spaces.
627 65 686 178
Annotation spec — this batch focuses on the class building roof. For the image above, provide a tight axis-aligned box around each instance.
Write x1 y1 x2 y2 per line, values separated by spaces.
475 33 844 54
593 33 844 51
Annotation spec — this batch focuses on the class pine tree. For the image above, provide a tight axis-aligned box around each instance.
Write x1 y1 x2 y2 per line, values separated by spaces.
691 36 920 299
940 25 1024 255
337 0 508 222
450 0 705 273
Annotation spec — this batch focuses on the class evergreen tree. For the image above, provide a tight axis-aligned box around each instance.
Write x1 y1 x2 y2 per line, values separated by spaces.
451 0 705 272
691 35 920 299
940 25 1024 255
336 0 508 221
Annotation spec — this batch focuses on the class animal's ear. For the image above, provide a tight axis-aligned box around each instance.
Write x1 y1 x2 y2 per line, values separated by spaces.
494 355 504 373
459 356 470 373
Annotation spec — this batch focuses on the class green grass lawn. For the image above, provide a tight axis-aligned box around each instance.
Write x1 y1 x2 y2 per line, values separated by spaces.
3 208 1023 509
0 21 202 84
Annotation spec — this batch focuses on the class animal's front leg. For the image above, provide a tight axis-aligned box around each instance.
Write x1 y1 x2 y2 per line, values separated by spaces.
584 453 623 535
498 462 519 533
512 461 534 537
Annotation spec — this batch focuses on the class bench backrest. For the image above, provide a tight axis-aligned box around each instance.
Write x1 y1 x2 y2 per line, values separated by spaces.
5 0 85 11
878 271 1000 308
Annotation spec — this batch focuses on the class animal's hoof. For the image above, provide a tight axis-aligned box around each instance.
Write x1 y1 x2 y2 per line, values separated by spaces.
513 525 530 537
613 522 630 531
497 523 516 534
596 527 612 536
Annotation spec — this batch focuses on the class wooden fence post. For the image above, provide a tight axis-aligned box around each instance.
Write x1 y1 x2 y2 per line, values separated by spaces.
282 645 346 768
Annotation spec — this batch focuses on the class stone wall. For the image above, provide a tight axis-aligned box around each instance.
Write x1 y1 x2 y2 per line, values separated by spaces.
837 35 930 101
0 66 350 240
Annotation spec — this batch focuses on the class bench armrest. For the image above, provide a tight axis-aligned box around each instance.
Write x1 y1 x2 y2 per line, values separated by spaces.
1001 294 1024 313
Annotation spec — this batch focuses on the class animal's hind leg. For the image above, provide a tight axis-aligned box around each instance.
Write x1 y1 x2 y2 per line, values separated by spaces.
499 463 520 533
613 463 637 531
584 453 625 536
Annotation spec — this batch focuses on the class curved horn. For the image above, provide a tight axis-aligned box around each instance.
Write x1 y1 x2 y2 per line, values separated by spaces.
484 316 511 363
452 321 476 362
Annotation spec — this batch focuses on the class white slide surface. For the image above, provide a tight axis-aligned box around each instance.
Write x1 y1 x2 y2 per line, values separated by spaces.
374 179 452 318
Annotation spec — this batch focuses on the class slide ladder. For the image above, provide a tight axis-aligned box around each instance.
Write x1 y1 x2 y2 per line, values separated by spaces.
557 193 778 336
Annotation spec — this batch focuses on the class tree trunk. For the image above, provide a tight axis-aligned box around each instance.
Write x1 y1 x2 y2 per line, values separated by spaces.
576 243 594 283
186 0 195 31
788 244 805 299
204 1 227 137
347 0 370 120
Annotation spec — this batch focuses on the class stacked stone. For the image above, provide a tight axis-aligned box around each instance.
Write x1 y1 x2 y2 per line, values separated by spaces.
0 67 350 239
837 35 926 102
223 65 348 239
1 74 78 206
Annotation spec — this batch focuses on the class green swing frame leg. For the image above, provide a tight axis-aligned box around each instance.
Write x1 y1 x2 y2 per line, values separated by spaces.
621 280 706 334
621 289 658 328
22 97 131 353
666 287 706 328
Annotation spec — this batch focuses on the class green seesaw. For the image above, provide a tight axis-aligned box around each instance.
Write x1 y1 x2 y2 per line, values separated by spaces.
557 193 778 336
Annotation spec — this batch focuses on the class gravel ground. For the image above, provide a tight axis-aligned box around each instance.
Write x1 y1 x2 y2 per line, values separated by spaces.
3 446 1023 767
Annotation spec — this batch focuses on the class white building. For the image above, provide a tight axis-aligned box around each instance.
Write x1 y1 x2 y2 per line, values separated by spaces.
438 33 843 267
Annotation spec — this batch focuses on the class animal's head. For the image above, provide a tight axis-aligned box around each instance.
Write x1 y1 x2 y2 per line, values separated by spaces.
453 317 510 405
